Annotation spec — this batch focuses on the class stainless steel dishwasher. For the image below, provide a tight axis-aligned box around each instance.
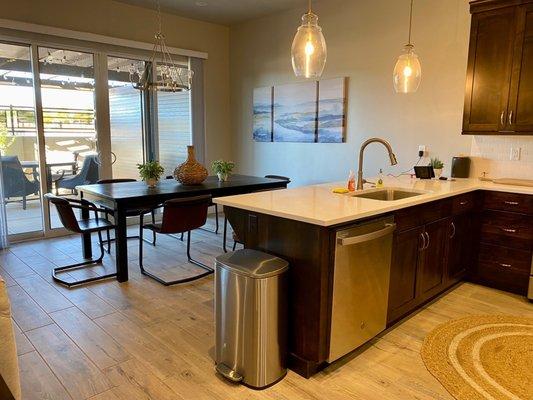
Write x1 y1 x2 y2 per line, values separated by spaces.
328 216 396 363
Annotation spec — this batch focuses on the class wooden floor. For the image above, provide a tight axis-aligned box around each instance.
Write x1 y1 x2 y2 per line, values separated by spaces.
2 216 532 400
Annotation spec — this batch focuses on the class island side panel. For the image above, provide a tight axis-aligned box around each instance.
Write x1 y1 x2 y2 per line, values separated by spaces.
224 206 334 378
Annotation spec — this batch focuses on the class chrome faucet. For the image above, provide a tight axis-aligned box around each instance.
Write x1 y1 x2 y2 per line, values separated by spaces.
357 138 398 190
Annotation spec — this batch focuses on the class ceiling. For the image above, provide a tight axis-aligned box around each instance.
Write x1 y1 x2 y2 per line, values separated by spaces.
113 0 305 25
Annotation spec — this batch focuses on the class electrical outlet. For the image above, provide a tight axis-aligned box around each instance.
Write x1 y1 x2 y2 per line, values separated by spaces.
510 147 521 161
418 145 426 157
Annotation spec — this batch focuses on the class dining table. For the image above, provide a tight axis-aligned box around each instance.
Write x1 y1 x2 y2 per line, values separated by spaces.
77 175 289 282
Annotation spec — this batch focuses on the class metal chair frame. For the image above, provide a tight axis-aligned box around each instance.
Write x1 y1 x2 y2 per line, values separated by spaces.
138 195 214 286
45 194 117 287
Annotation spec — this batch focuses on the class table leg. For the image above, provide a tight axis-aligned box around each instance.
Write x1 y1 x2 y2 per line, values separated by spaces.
114 208 129 282
80 192 93 259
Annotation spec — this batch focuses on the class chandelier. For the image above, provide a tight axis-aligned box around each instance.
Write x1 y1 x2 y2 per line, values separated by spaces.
129 1 193 92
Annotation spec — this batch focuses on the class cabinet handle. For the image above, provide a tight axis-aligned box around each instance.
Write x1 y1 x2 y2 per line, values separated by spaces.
504 201 519 206
450 222 456 239
508 110 513 124
424 232 430 250
500 227 517 233
419 232 426 251
459 201 468 206
498 262 512 268
500 111 505 125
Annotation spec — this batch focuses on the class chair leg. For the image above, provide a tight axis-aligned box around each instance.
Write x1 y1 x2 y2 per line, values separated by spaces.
52 233 116 288
22 195 27 210
223 217 228 253
232 240 237 251
139 230 213 286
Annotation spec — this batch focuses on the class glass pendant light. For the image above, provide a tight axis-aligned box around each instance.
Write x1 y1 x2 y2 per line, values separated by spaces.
393 0 421 93
291 0 327 79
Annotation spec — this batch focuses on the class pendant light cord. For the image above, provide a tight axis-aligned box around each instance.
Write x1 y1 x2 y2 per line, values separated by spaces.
156 0 162 35
407 0 414 45
308 0 312 14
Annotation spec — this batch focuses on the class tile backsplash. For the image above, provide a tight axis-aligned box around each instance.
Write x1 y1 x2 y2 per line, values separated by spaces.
469 136 533 179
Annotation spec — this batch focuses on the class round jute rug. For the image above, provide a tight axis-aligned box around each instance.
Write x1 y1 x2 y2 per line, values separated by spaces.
421 315 533 400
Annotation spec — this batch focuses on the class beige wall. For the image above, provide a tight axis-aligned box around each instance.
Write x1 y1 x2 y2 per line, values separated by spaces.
229 0 474 186
1 0 231 166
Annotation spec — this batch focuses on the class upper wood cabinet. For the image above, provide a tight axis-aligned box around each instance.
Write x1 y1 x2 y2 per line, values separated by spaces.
463 0 533 135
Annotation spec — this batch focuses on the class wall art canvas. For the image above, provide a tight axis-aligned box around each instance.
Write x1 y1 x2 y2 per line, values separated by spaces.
273 81 317 143
252 77 347 143
252 86 273 142
318 77 346 143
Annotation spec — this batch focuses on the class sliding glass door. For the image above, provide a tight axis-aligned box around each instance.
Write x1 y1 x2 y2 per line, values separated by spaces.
38 47 99 229
0 34 201 242
0 42 43 236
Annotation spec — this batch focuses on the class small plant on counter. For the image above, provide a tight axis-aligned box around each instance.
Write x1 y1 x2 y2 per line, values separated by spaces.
137 161 164 187
212 160 235 182
429 157 444 178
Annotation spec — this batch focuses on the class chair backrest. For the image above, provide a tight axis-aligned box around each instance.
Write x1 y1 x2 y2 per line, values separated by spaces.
97 178 136 184
264 175 291 183
44 194 81 233
159 195 211 234
78 155 100 184
1 156 25 197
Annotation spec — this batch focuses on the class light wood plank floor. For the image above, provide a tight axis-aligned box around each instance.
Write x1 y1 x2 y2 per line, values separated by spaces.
2 216 532 400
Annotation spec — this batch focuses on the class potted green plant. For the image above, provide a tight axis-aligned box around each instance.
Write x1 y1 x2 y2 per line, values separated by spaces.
137 161 164 187
212 160 235 182
429 157 444 178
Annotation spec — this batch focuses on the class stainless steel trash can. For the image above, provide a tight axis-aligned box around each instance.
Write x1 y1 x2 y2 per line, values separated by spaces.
215 249 289 389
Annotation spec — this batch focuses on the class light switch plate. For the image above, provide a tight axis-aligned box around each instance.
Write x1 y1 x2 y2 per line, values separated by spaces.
510 147 521 161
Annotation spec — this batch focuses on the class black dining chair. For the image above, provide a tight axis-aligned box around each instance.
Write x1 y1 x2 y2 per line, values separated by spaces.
55 154 99 195
138 195 213 286
45 193 116 287
223 175 291 252
1 156 40 210
96 179 156 253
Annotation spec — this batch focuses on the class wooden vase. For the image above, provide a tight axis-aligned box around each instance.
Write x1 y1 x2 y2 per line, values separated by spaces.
173 146 208 185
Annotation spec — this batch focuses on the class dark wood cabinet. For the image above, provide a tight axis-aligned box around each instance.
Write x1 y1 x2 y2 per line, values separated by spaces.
446 212 473 283
463 0 533 135
471 190 532 295
388 226 423 315
388 213 452 324
417 218 449 296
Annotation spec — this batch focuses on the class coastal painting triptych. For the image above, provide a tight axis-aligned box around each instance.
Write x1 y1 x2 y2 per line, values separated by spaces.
252 77 347 143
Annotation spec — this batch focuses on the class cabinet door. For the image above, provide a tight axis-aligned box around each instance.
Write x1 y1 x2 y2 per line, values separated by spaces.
388 226 424 317
417 218 449 297
446 213 472 282
508 3 533 133
463 7 516 134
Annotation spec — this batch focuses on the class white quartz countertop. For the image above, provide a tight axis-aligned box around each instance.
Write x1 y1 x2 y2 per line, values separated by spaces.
213 177 533 226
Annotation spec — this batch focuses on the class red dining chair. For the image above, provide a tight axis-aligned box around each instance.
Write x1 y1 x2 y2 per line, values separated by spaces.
138 195 213 285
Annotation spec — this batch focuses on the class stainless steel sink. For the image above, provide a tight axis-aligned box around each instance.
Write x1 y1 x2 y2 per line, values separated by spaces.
350 188 427 201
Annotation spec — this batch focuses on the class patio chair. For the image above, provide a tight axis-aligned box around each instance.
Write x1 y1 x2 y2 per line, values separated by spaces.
1 156 40 210
45 193 116 287
55 154 99 195
96 178 156 253
138 195 213 285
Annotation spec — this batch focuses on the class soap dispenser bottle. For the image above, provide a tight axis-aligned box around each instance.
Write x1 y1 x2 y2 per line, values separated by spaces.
376 169 384 188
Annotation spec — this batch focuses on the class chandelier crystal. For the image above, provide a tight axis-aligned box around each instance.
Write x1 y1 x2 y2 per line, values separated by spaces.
129 1 193 92
393 0 421 93
291 0 327 79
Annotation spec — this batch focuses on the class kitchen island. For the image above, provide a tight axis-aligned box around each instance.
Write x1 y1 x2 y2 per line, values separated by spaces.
214 177 533 378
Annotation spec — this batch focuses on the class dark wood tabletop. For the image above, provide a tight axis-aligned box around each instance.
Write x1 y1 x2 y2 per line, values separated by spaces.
77 174 288 203
76 174 289 283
